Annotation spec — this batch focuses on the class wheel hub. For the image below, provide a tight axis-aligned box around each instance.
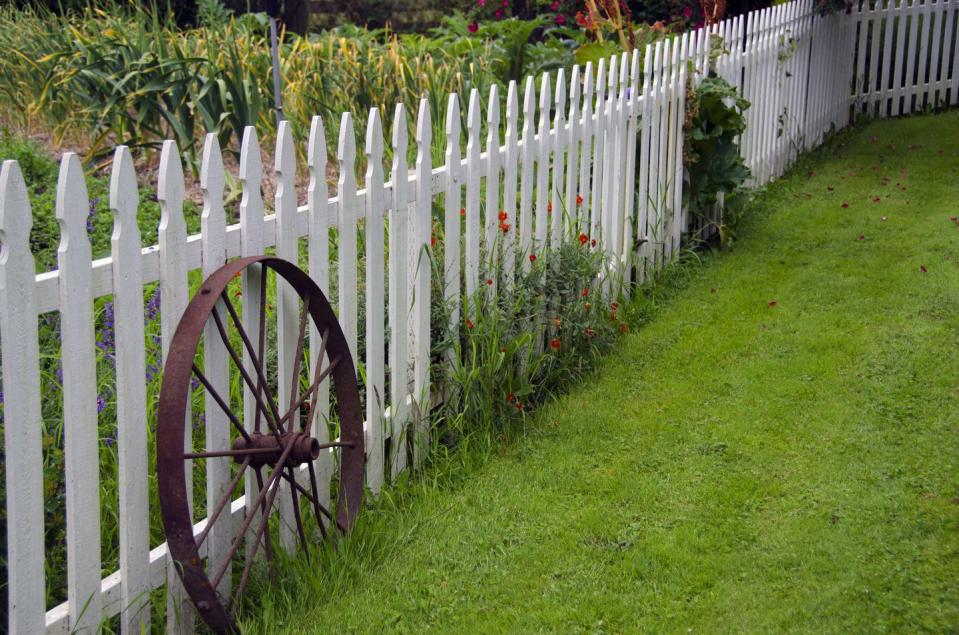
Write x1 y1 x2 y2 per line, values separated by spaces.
232 431 321 468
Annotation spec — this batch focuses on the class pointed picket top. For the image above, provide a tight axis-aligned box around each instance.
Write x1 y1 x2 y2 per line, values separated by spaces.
522 75 537 135
619 52 629 99
583 61 594 104
487 83 501 132
158 141 186 234
56 153 92 258
595 57 607 107
366 107 384 167
643 44 653 92
630 50 641 104
275 120 297 189
467 88 482 140
200 134 225 218
110 145 140 248
393 103 409 169
506 80 519 126
554 68 567 120
538 72 552 129
416 97 432 159
569 65 581 119
200 135 226 270
607 54 619 105
308 115 328 177
339 112 356 164
0 159 47 635
239 125 263 185
445 93 461 142
1 159 32 250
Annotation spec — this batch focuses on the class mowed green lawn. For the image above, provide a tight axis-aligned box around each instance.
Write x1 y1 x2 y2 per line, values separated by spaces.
245 111 959 633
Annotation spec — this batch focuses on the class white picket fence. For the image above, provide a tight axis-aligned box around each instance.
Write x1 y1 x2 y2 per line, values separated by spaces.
1 0 957 631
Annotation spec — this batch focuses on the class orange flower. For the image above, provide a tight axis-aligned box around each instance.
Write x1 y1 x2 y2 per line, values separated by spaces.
460 207 466 217
529 254 537 263
576 194 584 206
430 235 437 247
506 393 516 402
233 271 242 279
547 201 553 213
584 302 591 310
466 318 475 330
549 338 561 350
581 287 589 297
553 318 562 328
500 222 511 234
498 210 508 222
578 232 588 245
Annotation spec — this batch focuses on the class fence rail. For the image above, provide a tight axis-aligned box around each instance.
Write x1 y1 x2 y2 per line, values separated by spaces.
1 0 957 630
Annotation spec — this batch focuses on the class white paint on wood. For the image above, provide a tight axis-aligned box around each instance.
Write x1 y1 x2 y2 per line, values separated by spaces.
110 146 151 631
0 160 47 634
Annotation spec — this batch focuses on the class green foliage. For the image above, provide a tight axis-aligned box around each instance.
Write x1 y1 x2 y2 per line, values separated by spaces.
683 74 751 217
432 239 629 449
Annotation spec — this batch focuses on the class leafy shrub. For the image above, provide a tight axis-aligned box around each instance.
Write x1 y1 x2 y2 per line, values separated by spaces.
683 74 750 218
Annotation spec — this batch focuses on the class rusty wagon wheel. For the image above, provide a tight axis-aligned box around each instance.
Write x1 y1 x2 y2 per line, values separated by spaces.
157 256 364 633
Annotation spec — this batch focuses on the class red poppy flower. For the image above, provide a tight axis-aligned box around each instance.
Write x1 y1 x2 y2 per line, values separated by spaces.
498 210 508 222
486 278 493 285
460 207 466 217
466 318 475 329
506 393 515 402
590 239 596 247
529 254 536 263
549 338 561 350
576 194 584 206
581 287 589 297
547 201 553 213
431 235 437 247
500 222 511 233
578 232 588 245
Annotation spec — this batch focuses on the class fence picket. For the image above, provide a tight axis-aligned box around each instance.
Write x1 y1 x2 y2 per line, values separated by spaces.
411 98 432 466
565 66 581 235
590 59 607 250
364 108 386 494
157 142 194 634
519 77 536 269
238 127 266 574
503 81 519 288
465 90 482 313
107 146 152 631
389 104 410 480
486 84 502 272
0 160 46 634
337 115 360 367
443 95 462 328
306 115 333 509
536 73 552 255
577 63 595 239
551 68 566 246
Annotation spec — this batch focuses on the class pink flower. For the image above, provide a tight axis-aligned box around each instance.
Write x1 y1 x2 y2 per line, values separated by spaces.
468 21 478 32
478 0 486 5
502 0 509 5
683 5 693 17
551 0 560 9
555 13 566 24
495 8 504 18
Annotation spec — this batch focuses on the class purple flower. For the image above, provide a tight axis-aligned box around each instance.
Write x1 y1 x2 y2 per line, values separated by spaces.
97 394 107 413
145 288 161 323
190 376 200 392
104 436 114 447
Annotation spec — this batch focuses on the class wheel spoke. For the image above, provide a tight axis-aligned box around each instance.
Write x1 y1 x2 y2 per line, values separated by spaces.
287 294 312 432
195 456 252 549
210 438 295 590
220 293 284 431
254 264 268 434
277 468 345 532
307 461 329 541
228 459 289 607
209 305 282 438
191 364 252 444
279 355 340 431
286 465 309 550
